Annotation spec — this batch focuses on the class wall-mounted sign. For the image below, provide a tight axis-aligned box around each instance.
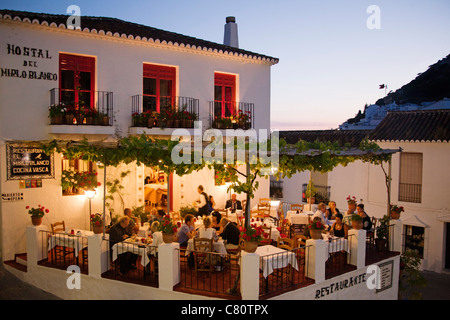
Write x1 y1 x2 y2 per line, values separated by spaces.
376 260 394 293
6 142 54 180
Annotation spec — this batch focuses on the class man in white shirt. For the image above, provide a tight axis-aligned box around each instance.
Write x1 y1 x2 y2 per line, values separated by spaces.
313 202 332 228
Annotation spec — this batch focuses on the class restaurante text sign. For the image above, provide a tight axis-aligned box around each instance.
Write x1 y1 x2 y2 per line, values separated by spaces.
6 143 54 180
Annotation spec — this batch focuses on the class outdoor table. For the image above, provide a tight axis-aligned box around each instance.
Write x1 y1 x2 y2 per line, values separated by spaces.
226 209 243 223
47 229 93 257
323 234 349 254
185 238 227 257
285 211 312 224
111 237 151 267
249 245 299 278
137 223 150 238
248 218 280 241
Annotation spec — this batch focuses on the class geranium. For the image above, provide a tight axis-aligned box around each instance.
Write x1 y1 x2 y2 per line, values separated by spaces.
157 215 179 234
26 205 49 218
90 213 103 226
346 195 357 204
239 226 267 243
307 220 325 230
390 204 405 214
77 171 101 189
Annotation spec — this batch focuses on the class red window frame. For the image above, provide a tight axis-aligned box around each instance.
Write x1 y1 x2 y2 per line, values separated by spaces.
59 53 95 107
143 64 176 113
214 73 236 117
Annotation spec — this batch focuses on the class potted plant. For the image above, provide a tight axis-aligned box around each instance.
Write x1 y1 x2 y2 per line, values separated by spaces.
61 169 78 194
239 226 266 253
347 195 357 212
64 105 76 124
48 103 65 124
307 220 325 240
376 214 390 251
179 206 197 219
132 205 148 226
390 204 404 220
90 213 103 234
304 180 317 204
351 214 363 230
26 205 49 226
84 107 98 125
97 112 110 126
158 214 180 243
77 171 101 190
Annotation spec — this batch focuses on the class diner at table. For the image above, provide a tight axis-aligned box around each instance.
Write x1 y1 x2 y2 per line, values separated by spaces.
109 216 136 275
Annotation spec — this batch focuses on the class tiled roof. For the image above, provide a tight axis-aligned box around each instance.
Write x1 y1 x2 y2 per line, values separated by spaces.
0 9 279 64
278 130 372 147
369 109 450 142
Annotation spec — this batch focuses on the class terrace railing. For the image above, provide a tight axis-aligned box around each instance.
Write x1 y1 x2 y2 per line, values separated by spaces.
209 101 254 129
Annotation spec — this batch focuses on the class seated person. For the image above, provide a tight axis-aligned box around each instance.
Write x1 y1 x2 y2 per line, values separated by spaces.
225 194 242 211
211 211 222 231
326 201 340 220
124 207 139 236
329 213 348 238
109 216 134 275
313 203 333 228
175 214 196 248
148 221 163 256
219 218 241 250
357 204 372 231
198 216 218 241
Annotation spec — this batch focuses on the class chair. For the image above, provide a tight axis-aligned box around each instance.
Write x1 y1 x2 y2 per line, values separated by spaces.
253 209 271 220
294 235 308 248
259 226 272 246
367 217 378 244
193 238 214 275
259 198 271 205
290 203 303 212
171 211 181 224
279 218 291 238
51 221 66 233
277 236 294 248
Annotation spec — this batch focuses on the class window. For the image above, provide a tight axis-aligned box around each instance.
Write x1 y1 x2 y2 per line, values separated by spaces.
143 64 176 113
214 73 236 118
61 157 96 196
399 152 423 203
404 225 425 259
59 53 95 107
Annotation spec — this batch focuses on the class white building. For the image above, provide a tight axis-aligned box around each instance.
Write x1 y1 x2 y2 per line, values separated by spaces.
277 109 450 273
0 9 279 262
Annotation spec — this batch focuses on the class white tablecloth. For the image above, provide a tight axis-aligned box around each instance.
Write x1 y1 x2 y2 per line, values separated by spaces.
48 229 93 257
252 202 280 219
285 211 312 225
248 219 280 241
112 238 153 267
225 209 243 223
185 238 227 257
323 234 349 254
137 224 150 238
252 245 299 278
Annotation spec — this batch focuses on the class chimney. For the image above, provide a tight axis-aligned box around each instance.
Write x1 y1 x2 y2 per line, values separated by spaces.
223 16 239 48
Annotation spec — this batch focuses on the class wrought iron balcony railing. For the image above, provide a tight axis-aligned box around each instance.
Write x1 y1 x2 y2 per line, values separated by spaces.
209 101 254 130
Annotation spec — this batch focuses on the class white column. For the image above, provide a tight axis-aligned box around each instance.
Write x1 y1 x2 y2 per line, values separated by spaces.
87 234 109 278
240 252 260 300
305 239 327 283
158 243 180 291
389 219 403 252
348 229 366 269
26 225 48 267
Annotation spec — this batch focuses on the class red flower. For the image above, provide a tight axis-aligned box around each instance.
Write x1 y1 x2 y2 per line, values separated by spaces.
26 206 29 209
45 209 49 213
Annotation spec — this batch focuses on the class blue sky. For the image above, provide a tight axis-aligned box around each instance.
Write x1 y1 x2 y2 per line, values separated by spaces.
2 0 450 130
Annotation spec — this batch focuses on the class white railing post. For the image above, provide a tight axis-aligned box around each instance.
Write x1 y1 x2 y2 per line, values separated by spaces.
240 252 260 300
158 243 180 291
389 219 403 252
26 225 48 267
87 234 109 278
348 229 366 269
305 239 327 284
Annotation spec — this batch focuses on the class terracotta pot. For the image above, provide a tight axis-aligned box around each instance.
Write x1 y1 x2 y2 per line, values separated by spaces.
147 117 156 128
244 240 258 253
92 223 103 234
390 211 401 220
65 114 75 125
352 220 363 230
31 217 43 226
307 197 316 204
310 229 323 240
75 115 84 125
162 232 174 244
51 115 63 125
101 116 109 126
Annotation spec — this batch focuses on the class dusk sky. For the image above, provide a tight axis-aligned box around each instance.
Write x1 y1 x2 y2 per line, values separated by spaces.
2 0 450 130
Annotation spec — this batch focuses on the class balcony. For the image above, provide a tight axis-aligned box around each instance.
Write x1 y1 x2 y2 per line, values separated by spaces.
48 88 115 138
129 95 199 136
209 101 254 130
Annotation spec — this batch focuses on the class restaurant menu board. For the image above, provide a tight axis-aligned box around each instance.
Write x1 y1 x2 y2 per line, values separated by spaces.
376 260 394 293
6 142 54 180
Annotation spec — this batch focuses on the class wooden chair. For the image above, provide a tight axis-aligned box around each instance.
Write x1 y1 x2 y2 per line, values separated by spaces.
277 236 295 248
290 203 303 212
193 238 214 275
171 211 181 224
259 198 271 205
367 216 378 244
51 221 66 233
294 235 308 248
279 218 291 238
253 209 271 220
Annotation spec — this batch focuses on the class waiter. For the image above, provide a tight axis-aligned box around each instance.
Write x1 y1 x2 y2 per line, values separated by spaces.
194 185 210 216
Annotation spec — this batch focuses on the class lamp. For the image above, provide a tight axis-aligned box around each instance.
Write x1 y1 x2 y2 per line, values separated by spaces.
85 188 96 230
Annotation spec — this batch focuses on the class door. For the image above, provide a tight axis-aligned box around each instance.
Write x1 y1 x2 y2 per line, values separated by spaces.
143 64 176 113
214 73 236 118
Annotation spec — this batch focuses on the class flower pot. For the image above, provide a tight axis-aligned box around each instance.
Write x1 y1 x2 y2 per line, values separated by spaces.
75 115 84 125
85 116 94 125
65 114 75 125
31 217 43 226
147 117 156 128
173 119 180 128
244 240 258 253
92 223 103 234
101 116 109 126
352 220 363 230
390 211 401 220
162 232 174 244
310 229 323 240
307 197 316 204
51 115 63 125
166 119 173 128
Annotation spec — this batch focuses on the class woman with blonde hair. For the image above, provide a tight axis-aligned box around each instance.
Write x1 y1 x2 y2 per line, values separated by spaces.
198 216 218 241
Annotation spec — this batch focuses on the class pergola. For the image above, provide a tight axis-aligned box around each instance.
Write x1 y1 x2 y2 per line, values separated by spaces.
38 135 401 233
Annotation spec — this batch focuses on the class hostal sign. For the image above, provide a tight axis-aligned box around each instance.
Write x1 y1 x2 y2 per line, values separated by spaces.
6 143 54 180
